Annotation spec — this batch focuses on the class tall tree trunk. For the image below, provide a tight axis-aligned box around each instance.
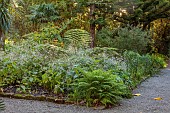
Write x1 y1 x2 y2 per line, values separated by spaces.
0 29 5 51
90 4 95 48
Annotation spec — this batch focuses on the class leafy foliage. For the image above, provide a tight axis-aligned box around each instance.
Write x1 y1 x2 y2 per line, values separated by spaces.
28 3 60 23
113 26 150 54
70 69 131 107
0 39 67 88
26 23 63 44
151 19 170 55
0 39 167 107
0 0 11 50
24 19 74 45
0 40 121 95
0 3 11 32
0 99 5 111
0 0 169 108
114 0 170 30
123 51 167 86
96 27 114 47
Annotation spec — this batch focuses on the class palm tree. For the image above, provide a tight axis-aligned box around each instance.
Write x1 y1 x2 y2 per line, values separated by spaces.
0 0 11 50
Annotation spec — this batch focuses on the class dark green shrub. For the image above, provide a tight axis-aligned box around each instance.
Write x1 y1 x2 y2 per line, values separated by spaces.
123 51 167 86
113 26 150 54
70 69 131 107
28 3 60 23
96 27 114 47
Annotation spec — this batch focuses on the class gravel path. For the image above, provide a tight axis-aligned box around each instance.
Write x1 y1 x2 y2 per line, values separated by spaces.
1 68 170 113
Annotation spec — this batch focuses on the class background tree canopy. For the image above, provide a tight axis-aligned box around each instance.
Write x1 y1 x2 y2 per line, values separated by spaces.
0 0 170 54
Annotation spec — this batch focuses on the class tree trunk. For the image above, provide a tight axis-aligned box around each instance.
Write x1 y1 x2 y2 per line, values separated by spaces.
0 29 5 51
90 4 95 48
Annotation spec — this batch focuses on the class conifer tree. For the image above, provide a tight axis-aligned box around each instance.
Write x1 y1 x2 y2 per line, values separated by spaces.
114 0 170 30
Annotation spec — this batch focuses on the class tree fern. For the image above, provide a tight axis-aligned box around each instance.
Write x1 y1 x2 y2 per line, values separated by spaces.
64 29 91 49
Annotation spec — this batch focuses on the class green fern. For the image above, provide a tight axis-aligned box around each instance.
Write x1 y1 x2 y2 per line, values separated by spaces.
23 19 74 43
64 29 91 49
70 69 131 107
0 99 5 111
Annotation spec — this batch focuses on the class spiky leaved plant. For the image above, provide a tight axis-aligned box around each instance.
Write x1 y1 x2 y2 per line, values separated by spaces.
0 99 5 111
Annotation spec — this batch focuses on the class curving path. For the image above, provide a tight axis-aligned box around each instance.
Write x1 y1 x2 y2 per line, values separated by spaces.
1 68 170 113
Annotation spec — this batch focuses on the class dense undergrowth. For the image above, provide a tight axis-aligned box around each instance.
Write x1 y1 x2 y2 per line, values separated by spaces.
0 0 169 111
0 39 167 107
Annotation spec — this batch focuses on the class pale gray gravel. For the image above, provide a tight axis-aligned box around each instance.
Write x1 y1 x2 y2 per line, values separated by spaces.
1 68 170 113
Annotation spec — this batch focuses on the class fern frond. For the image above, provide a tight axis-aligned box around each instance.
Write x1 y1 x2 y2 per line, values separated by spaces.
64 29 91 48
0 99 5 111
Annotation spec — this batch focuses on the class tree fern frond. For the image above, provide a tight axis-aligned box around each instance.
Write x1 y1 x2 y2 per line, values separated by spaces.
64 29 91 49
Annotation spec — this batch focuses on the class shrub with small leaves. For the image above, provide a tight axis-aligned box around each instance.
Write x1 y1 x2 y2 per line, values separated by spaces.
113 25 150 54
28 3 60 23
96 27 114 47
